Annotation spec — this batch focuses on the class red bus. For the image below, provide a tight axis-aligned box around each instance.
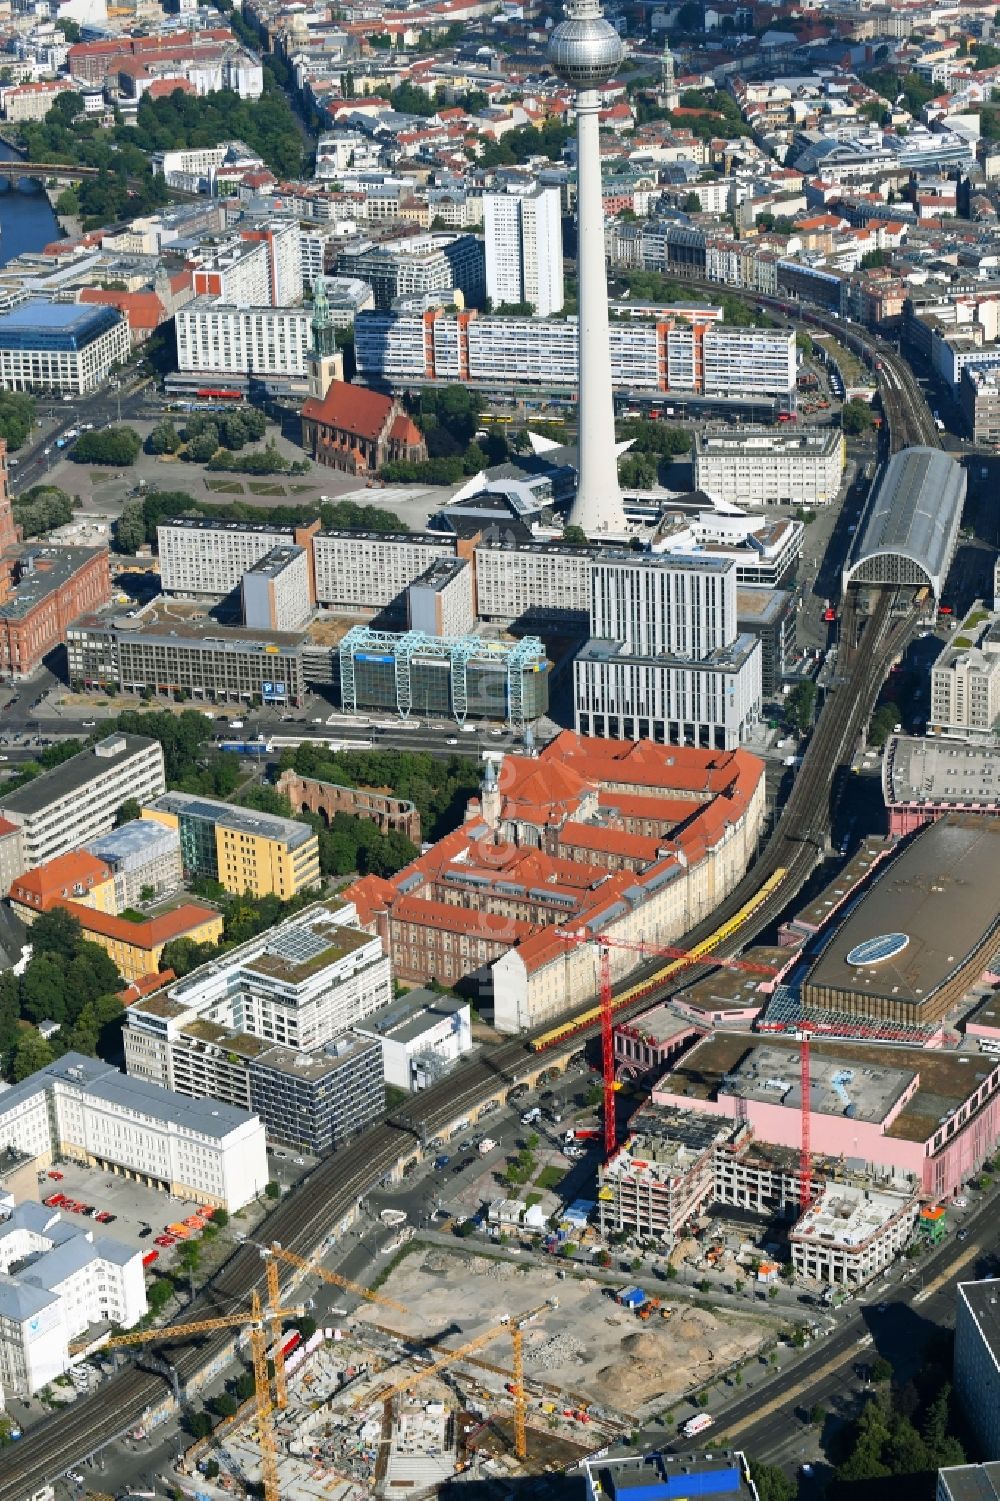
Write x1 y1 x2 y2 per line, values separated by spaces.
196 387 243 400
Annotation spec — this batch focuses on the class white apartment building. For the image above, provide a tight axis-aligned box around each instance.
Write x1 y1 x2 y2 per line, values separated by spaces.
473 541 597 624
590 553 738 660
312 530 454 611
175 298 312 379
123 901 392 1084
0 734 166 869
693 426 846 507
574 633 763 751
192 239 271 305
354 991 473 1092
790 1184 920 1286
0 1053 267 1211
1 79 76 122
355 307 797 400
158 517 309 597
484 182 564 317
0 1202 147 1398
248 221 303 307
242 544 313 633
930 610 1000 736
0 301 130 396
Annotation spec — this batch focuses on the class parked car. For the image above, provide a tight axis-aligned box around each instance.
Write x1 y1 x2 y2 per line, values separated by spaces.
138 1226 153 1238
434 1154 451 1170
43 1194 66 1208
154 1234 176 1248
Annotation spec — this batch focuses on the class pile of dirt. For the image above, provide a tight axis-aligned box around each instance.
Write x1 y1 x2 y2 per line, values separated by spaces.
620 1332 660 1360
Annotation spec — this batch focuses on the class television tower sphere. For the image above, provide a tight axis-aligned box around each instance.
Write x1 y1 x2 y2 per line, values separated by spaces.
548 0 625 89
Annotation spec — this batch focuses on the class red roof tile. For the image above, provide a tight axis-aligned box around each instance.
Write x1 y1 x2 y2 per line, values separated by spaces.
301 379 396 442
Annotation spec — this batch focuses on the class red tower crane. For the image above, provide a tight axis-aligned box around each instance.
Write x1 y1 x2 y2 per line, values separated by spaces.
558 931 779 1162
798 1026 814 1211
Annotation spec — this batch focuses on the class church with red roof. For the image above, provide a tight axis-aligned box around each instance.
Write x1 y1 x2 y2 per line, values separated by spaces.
301 379 426 477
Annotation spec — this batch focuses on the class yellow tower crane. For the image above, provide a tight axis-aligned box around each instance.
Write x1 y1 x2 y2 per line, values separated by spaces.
83 1290 304 1501
352 1302 552 1461
260 1241 409 1410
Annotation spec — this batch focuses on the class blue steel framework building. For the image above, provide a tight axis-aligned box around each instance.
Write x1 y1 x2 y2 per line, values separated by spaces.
337 627 549 730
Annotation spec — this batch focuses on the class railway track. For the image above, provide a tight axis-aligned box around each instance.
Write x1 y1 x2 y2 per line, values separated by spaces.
0 297 938 1501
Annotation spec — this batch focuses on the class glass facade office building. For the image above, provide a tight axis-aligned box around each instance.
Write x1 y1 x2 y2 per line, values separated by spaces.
0 301 130 394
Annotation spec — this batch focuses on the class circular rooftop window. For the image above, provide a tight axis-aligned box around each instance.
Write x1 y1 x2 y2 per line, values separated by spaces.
846 933 910 967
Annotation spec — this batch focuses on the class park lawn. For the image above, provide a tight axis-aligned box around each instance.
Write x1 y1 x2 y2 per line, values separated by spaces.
205 478 246 494
535 1166 565 1191
247 481 287 496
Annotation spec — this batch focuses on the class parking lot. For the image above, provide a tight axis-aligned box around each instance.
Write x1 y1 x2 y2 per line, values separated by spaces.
37 1162 217 1262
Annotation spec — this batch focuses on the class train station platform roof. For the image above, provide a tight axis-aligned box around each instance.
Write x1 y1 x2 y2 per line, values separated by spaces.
842 447 965 602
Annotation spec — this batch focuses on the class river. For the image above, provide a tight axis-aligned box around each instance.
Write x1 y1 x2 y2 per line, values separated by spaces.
0 139 63 265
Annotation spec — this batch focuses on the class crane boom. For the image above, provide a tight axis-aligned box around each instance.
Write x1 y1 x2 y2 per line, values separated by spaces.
93 1303 303 1351
249 1291 281 1501
268 1242 409 1314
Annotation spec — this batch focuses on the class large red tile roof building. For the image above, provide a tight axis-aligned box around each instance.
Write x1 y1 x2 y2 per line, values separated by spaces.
347 732 765 1032
301 380 426 477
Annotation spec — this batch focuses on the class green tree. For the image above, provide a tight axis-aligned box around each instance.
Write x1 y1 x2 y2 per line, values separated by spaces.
160 937 221 978
12 1030 55 1081
868 702 900 748
72 428 142 466
842 398 875 436
785 680 817 735
115 501 146 555
31 906 83 962
748 1461 796 1501
562 524 591 546
186 1410 213 1440
295 1315 318 1340
0 392 37 451
683 190 702 212
147 419 182 455
186 427 221 464
115 798 142 827
872 1356 893 1383
210 1392 238 1418
265 1181 280 1199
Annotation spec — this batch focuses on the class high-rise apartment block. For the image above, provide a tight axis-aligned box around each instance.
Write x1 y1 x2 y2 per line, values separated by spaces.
930 605 1000 736
0 734 166 871
574 554 762 749
175 300 312 380
485 182 564 316
335 232 485 310
157 517 321 598
955 1279 1000 1459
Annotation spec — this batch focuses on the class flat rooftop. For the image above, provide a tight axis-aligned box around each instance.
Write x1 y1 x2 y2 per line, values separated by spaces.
803 816 1000 1009
0 734 158 818
791 837 890 932
736 587 791 624
245 545 305 579
610 1106 732 1175
940 1463 1000 1501
0 545 105 622
694 425 842 457
655 1031 998 1145
77 597 304 652
584 1450 756 1501
253 1031 379 1079
147 791 316 851
885 735 1000 811
721 1043 915 1125
959 1279 1000 1366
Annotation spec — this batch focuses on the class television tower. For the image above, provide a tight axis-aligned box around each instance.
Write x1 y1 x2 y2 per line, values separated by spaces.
549 0 628 536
